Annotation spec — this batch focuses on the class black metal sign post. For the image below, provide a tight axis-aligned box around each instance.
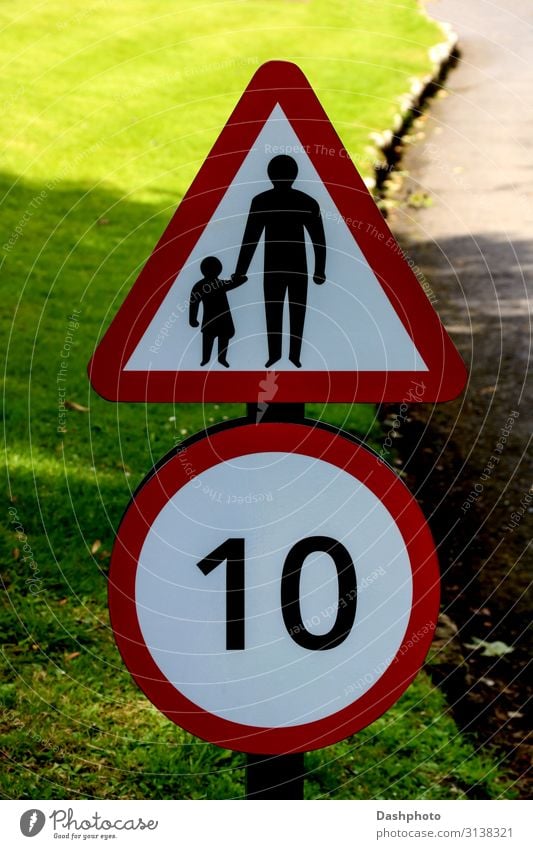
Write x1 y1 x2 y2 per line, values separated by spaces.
246 752 305 799
246 402 306 425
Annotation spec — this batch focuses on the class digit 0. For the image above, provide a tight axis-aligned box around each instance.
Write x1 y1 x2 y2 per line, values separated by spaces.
281 536 356 650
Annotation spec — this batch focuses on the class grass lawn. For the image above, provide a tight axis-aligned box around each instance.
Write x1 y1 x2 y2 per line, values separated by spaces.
0 0 513 798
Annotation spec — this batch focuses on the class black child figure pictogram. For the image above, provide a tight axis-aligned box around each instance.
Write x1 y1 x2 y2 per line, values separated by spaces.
189 256 247 368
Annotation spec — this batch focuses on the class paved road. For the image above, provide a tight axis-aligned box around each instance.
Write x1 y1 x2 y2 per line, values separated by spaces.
387 0 532 793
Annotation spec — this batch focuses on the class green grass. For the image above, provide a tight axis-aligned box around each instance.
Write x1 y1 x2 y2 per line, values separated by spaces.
0 0 514 799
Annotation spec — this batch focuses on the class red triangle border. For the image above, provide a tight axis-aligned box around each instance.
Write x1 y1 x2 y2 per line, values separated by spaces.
88 60 467 403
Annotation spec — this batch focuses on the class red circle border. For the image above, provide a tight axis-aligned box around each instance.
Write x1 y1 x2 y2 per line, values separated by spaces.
108 423 440 754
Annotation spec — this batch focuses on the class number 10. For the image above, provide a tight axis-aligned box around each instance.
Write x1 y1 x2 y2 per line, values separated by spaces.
197 536 357 651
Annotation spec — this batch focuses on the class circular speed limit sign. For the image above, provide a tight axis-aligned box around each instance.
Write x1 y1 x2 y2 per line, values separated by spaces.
109 421 439 754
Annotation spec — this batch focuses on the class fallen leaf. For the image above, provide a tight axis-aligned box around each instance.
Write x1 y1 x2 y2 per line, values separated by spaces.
407 191 434 209
91 539 102 554
65 652 80 662
12 548 20 560
507 711 523 719
464 637 514 657
65 400 89 412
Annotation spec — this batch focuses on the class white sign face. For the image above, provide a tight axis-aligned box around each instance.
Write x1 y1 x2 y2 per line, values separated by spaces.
109 423 440 754
125 105 427 375
136 450 412 727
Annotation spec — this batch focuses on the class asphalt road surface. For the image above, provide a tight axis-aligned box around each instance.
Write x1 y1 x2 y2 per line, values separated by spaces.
387 0 532 795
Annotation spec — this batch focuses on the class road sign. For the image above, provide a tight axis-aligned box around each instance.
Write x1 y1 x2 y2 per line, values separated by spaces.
88 60 466 404
109 421 440 754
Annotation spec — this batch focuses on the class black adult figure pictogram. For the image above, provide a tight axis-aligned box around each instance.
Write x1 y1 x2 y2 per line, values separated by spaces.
189 256 246 368
234 154 326 368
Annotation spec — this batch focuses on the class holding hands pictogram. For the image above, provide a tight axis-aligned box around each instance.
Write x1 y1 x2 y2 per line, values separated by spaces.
190 155 327 370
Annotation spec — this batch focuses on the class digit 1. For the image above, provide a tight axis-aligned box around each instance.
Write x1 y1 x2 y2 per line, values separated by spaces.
281 536 357 650
197 538 245 650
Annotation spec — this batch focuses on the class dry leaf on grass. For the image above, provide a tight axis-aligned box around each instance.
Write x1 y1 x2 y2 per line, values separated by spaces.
464 637 514 657
65 400 89 412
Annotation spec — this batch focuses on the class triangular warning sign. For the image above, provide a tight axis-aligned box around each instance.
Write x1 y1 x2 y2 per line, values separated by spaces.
88 61 467 403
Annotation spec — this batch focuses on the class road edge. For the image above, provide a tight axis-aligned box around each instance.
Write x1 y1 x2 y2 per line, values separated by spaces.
371 19 459 196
